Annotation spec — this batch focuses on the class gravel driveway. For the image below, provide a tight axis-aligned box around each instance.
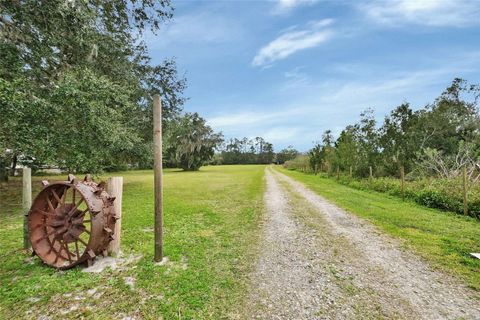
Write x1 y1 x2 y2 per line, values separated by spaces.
245 167 480 319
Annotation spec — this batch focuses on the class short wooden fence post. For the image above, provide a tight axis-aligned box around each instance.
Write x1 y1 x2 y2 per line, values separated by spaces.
107 177 123 256
463 166 468 216
23 168 32 249
400 165 405 201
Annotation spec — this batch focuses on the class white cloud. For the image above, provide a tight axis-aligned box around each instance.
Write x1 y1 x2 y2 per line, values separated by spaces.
283 66 310 89
361 0 480 27
272 0 319 14
262 127 302 142
147 12 242 47
208 109 301 129
252 19 334 67
208 112 271 128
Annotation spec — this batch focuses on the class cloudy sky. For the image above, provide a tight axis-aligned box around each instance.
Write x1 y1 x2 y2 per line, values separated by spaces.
146 0 480 151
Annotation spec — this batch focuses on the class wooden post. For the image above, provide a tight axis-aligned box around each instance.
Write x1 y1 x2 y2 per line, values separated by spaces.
349 166 352 178
23 167 32 249
369 166 373 180
153 95 164 262
336 166 340 180
400 165 405 201
107 177 123 256
463 166 468 216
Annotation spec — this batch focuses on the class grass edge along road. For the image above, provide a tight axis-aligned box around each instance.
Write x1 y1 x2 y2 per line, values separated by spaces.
0 165 265 319
276 166 480 291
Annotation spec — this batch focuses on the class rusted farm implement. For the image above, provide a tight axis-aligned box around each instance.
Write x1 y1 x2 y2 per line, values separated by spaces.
28 174 118 269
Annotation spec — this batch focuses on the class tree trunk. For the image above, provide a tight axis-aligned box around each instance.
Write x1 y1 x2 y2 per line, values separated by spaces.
0 159 8 183
10 153 18 176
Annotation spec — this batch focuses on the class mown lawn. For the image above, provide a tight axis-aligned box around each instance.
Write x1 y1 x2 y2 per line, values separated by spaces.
276 166 480 291
0 165 265 319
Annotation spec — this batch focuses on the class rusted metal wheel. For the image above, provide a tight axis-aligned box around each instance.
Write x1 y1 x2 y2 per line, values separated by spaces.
28 175 117 269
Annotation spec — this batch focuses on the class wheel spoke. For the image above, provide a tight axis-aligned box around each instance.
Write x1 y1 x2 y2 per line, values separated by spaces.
48 238 69 260
31 224 43 231
51 189 62 204
60 188 68 204
67 198 84 218
78 237 88 247
62 241 73 263
35 209 55 217
47 238 57 254
53 253 60 264
46 196 55 212
73 208 89 219
35 229 56 243
75 240 80 259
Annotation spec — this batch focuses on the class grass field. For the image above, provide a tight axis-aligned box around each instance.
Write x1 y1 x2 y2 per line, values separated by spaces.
2 164 479 319
0 165 265 319
277 166 480 291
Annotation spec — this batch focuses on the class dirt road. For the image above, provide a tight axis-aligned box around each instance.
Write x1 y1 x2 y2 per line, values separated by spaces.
246 167 480 319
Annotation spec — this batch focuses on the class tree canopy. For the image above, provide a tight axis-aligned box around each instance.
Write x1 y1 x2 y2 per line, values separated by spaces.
166 113 223 171
0 0 190 175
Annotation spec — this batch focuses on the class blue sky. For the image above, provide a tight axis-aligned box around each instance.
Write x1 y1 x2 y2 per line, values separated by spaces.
146 0 480 151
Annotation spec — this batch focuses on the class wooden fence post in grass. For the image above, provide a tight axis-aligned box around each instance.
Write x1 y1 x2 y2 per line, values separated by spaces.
400 165 405 201
463 166 468 216
369 166 373 180
23 167 32 249
107 176 123 256
349 166 352 178
153 94 164 262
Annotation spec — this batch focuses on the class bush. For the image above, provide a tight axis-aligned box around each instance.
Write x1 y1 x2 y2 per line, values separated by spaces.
334 175 479 219
283 155 310 172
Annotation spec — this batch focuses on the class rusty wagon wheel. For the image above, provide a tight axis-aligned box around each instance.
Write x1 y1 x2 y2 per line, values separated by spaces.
28 175 117 269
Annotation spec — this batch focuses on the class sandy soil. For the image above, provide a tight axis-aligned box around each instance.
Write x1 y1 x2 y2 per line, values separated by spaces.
245 167 480 319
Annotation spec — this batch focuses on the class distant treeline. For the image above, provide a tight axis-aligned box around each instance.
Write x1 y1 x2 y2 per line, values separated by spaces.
216 137 274 164
213 138 299 165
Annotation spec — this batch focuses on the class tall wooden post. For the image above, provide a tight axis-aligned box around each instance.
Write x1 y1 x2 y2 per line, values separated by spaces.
369 166 373 180
23 167 32 249
153 95 164 262
107 177 123 256
349 166 352 178
400 165 405 201
463 166 468 216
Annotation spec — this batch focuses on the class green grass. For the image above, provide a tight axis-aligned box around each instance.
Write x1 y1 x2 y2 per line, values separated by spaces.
0 165 265 319
276 166 480 291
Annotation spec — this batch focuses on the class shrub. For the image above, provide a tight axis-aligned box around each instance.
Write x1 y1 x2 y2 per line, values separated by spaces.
334 175 479 219
284 155 310 172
